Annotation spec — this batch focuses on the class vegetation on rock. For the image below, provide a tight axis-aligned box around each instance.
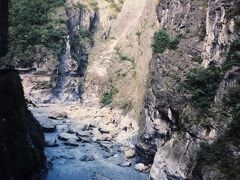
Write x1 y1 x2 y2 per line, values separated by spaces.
181 63 223 112
8 0 66 60
152 29 181 53
100 87 119 106
198 81 240 179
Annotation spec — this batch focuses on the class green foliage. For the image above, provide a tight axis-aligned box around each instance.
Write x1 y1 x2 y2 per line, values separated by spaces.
192 55 203 63
116 50 135 69
182 63 223 112
136 31 142 37
226 0 240 19
180 39 240 113
100 87 119 106
108 0 121 12
152 29 181 53
121 101 133 114
222 40 240 71
9 0 65 57
198 82 240 179
88 0 98 11
70 28 93 67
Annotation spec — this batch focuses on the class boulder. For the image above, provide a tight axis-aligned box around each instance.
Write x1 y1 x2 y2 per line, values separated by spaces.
80 155 95 161
96 134 108 141
58 132 79 141
99 141 112 152
79 136 92 143
48 111 68 120
135 163 148 172
39 120 56 133
117 161 131 167
98 127 109 134
77 131 91 137
123 148 135 159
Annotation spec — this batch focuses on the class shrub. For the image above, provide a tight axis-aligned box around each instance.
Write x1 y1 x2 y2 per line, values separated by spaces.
88 0 98 11
222 40 240 71
100 87 119 106
109 0 121 12
182 63 223 112
116 50 135 69
152 29 181 53
197 83 240 179
192 55 203 63
9 0 65 57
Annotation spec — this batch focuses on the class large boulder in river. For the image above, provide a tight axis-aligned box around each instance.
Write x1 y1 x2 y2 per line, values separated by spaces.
0 70 46 179
48 111 68 120
135 163 148 172
80 155 95 161
38 119 56 133
58 132 79 141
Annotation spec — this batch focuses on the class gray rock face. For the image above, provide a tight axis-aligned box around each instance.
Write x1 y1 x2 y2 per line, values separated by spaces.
137 0 239 180
202 0 237 67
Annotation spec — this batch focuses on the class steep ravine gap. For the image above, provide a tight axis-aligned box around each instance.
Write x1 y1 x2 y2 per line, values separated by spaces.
18 0 152 179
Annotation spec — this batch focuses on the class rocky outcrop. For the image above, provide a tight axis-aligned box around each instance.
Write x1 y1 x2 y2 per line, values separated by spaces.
203 0 237 66
20 1 97 104
0 70 45 179
137 0 240 179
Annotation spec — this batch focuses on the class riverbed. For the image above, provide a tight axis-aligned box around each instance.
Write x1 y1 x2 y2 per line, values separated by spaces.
31 104 149 180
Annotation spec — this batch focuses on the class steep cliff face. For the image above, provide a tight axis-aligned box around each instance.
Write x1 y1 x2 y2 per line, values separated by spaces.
17 0 97 103
84 0 159 119
0 70 46 179
138 0 240 179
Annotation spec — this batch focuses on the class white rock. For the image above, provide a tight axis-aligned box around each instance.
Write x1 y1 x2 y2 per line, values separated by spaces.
123 148 135 159
58 132 79 141
135 163 148 172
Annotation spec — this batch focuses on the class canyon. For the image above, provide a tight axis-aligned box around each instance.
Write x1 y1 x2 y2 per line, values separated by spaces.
0 0 239 179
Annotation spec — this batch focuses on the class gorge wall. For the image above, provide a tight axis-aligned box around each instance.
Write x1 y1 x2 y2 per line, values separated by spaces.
2 0 240 179
0 2 46 179
0 70 46 179
138 0 240 179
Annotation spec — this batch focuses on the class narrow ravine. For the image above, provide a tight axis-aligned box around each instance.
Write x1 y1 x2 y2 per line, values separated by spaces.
30 104 149 180
19 1 157 179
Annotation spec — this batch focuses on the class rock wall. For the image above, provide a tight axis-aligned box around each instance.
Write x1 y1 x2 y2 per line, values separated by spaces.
0 0 8 56
83 0 159 120
137 0 240 179
20 1 97 104
0 70 45 179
